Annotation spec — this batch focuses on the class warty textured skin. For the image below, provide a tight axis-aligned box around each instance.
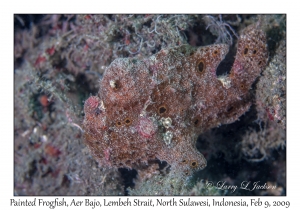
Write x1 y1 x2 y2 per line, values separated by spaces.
83 23 268 177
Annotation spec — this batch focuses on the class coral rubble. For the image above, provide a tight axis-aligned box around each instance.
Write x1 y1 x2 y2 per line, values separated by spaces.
83 22 268 177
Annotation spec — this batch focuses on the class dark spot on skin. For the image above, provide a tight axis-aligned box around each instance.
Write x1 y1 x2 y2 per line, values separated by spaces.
198 61 204 72
191 161 197 167
124 118 132 126
110 132 118 140
194 119 199 125
196 60 205 74
158 106 167 114
240 83 247 90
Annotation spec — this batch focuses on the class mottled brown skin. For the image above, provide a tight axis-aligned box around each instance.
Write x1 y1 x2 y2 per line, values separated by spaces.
83 23 268 177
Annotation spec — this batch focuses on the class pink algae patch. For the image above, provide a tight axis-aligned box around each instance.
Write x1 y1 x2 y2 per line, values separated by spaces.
85 96 99 109
137 117 157 138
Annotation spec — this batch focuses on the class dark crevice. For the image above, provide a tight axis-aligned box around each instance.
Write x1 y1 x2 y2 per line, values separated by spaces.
61 174 71 188
118 168 137 195
14 14 45 30
266 24 285 61
26 160 38 183
186 22 216 47
144 19 152 28
216 41 237 76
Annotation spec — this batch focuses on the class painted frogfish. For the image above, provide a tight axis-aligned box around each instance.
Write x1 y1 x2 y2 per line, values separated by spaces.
83 23 268 177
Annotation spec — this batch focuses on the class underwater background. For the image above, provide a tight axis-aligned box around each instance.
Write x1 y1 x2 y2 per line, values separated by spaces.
14 14 286 196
